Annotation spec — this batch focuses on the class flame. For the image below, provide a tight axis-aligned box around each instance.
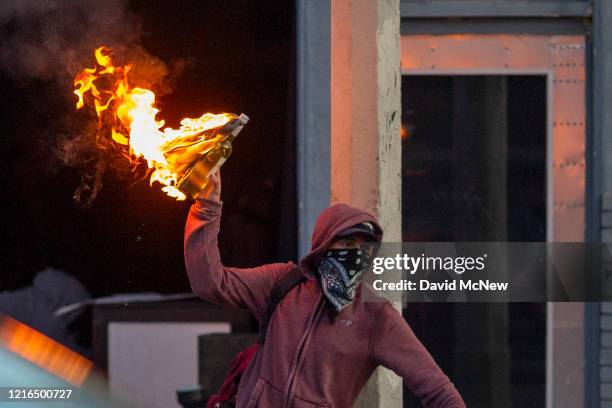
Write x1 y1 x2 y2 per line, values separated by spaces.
73 46 235 200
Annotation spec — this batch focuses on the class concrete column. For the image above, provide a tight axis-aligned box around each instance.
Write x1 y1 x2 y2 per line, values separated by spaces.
330 0 402 407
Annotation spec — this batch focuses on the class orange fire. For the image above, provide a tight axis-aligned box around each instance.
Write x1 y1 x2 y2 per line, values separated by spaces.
73 46 236 200
0 315 93 385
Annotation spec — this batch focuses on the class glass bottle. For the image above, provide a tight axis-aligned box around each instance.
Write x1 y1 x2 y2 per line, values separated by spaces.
176 113 249 199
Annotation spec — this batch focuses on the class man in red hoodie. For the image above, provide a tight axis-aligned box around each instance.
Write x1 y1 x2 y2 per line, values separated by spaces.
185 172 465 407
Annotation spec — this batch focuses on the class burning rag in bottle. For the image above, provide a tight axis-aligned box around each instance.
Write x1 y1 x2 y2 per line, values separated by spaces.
72 46 249 202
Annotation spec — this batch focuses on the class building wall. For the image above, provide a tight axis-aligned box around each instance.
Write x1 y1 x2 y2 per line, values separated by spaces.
596 0 612 404
400 1 597 407
601 302 612 407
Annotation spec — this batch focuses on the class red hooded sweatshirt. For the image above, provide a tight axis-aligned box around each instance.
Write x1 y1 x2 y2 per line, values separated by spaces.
185 198 465 408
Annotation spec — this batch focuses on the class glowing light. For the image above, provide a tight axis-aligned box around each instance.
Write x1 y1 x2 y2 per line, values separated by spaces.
74 46 236 200
0 315 93 386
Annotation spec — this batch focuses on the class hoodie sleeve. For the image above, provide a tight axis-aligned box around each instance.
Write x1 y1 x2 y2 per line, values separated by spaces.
371 303 465 408
184 197 288 319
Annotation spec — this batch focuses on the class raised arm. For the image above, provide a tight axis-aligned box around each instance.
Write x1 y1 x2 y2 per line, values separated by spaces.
184 172 289 319
371 303 466 408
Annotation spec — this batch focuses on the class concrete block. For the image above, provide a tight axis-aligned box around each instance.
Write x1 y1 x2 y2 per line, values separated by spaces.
603 228 612 244
603 332 612 348
603 315 612 330
600 349 612 364
603 192 612 211
603 366 612 382
603 302 612 314
602 383 612 400
603 212 612 228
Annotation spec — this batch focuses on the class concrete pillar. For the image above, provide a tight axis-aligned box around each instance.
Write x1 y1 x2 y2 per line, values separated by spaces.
330 0 402 407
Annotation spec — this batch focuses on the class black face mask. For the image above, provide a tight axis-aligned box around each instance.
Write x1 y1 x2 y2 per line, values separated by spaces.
317 248 370 311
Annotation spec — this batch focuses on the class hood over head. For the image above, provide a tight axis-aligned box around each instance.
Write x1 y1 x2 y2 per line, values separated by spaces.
299 203 383 278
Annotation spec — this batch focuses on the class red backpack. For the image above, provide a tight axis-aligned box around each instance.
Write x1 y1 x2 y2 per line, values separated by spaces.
207 267 306 408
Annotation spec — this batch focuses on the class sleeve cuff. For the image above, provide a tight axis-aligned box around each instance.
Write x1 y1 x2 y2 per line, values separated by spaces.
191 197 223 218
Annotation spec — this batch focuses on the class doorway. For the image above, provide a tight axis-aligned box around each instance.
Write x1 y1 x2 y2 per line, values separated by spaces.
400 34 586 407
401 75 547 407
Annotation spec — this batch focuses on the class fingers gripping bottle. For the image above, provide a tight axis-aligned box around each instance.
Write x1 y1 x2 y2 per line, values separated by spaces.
176 113 249 199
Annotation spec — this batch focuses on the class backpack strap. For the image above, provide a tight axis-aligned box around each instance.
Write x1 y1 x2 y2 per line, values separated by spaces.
258 266 306 344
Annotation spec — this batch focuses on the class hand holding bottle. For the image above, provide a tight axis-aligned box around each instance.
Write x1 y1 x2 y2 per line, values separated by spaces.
199 170 221 203
175 114 248 200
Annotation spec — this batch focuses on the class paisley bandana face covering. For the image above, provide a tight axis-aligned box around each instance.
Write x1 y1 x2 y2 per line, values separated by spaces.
318 248 370 311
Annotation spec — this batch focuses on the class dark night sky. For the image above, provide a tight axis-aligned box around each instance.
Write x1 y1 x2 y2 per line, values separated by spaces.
1 0 295 296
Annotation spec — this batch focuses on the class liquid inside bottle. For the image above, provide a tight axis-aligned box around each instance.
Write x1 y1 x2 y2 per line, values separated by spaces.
176 114 248 199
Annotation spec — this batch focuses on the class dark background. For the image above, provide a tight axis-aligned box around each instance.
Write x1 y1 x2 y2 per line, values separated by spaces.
1 0 296 296
401 75 547 407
